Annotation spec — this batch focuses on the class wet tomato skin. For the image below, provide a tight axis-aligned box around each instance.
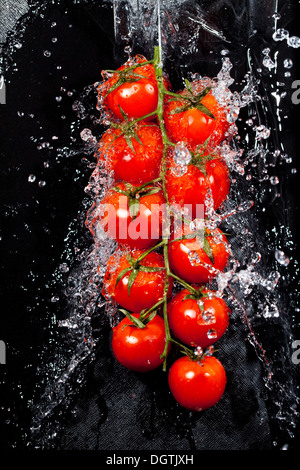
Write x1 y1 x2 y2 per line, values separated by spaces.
168 226 230 284
87 183 165 250
164 86 229 151
102 248 173 312
105 78 158 121
165 153 230 219
168 288 230 348
112 313 168 372
168 355 227 411
97 123 163 185
99 57 158 121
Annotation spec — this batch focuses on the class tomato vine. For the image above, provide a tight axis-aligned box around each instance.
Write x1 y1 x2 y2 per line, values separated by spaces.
94 45 231 410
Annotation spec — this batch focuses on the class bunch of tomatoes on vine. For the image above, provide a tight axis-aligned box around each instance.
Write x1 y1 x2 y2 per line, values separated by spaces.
86 47 235 412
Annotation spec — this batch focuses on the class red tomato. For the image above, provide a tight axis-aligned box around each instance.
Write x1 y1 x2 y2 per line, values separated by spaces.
97 122 163 185
86 182 165 250
112 313 168 372
98 55 158 121
164 81 229 151
168 288 230 348
165 149 230 219
168 355 227 411
168 225 230 284
102 248 173 312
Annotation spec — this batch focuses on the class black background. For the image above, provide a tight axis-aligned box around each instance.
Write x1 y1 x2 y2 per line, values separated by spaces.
0 0 300 457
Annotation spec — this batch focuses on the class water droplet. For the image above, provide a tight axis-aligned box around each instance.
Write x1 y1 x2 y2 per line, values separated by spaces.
38 180 46 188
194 346 203 356
263 56 276 70
28 174 36 183
51 37 58 43
206 345 214 356
43 50 51 57
124 45 132 55
272 28 289 42
207 329 218 340
262 48 270 55
275 250 290 266
174 142 192 165
188 251 201 265
287 36 300 48
59 263 69 273
272 13 281 20
202 306 215 323
238 200 254 212
255 125 271 140
263 303 280 318
171 165 187 177
283 58 293 69
80 128 97 143
270 176 279 185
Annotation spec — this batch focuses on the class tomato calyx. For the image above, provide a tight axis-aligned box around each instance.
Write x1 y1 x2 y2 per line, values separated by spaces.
118 307 158 330
168 79 216 120
114 244 166 296
104 59 154 98
171 334 215 363
182 285 210 314
109 112 160 153
187 140 220 177
111 180 162 219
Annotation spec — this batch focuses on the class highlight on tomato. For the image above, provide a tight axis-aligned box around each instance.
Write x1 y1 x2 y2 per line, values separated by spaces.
168 354 227 411
167 287 231 349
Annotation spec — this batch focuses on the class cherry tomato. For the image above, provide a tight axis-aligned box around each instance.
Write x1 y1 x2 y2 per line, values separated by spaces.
168 288 230 349
98 56 158 121
165 149 230 219
97 122 163 185
164 80 229 151
102 247 173 312
86 182 165 250
112 313 168 372
168 355 227 411
168 224 230 284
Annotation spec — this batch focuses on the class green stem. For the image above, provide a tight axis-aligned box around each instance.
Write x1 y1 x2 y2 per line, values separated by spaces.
134 239 165 264
168 272 199 296
132 177 162 195
117 46 200 367
141 298 164 319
